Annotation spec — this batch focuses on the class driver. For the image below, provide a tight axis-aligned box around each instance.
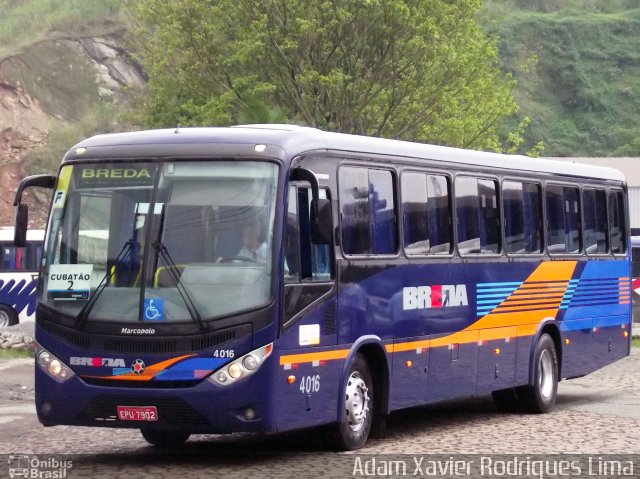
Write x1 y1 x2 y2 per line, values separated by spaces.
238 223 267 261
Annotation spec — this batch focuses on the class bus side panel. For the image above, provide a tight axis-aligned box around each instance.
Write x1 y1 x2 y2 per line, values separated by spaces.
275 347 342 432
0 272 38 322
561 260 631 375
476 327 517 394
388 337 429 410
559 319 592 378
427 334 479 402
591 317 630 371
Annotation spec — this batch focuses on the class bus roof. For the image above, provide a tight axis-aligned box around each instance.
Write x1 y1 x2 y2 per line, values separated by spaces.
67 125 626 183
0 228 44 242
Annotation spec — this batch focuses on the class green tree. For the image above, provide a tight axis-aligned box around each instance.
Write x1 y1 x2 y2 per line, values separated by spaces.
130 0 520 151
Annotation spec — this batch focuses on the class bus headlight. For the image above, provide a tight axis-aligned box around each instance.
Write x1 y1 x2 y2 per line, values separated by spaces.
35 344 75 383
228 363 243 379
48 359 63 375
243 355 258 371
209 343 272 386
37 350 52 367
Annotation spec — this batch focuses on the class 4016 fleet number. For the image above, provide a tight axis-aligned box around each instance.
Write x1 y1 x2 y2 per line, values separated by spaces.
299 375 320 394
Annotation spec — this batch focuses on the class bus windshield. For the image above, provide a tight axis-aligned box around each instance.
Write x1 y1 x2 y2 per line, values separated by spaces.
40 161 278 326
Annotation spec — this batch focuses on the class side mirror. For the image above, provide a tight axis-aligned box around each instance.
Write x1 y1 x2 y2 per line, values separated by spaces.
14 203 28 247
310 198 332 244
13 174 56 206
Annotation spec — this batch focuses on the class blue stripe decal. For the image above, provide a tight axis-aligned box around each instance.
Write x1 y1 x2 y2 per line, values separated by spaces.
560 318 593 331
593 316 631 328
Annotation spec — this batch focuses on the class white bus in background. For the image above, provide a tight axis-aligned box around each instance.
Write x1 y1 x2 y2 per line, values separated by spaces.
632 236 640 321
0 227 44 326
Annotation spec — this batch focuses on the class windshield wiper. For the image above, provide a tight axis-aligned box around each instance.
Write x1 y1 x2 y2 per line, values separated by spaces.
152 241 208 332
74 239 135 329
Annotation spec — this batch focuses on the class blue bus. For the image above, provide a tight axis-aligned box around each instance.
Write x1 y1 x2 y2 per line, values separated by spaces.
14 126 631 449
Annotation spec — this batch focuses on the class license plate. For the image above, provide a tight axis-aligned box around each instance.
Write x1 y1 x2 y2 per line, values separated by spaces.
117 406 158 422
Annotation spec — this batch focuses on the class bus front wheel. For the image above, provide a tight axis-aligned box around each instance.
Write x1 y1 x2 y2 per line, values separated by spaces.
516 333 559 413
0 305 18 327
331 353 373 450
140 429 190 447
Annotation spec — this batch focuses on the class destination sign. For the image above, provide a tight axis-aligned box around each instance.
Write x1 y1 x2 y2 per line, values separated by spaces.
75 165 155 188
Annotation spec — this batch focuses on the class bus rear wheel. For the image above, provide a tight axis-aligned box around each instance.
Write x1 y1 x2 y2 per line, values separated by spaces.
0 305 18 327
140 428 190 447
516 333 558 413
331 353 373 450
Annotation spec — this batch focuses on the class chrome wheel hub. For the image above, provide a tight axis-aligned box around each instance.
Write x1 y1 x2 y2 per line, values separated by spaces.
345 371 370 432
0 311 9 328
538 349 554 399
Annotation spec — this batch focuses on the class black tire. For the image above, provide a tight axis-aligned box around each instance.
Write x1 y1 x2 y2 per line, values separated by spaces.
516 333 559 413
491 387 519 412
331 353 373 450
140 429 190 447
0 304 18 327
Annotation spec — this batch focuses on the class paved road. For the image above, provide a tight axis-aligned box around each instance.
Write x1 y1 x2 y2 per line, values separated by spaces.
0 351 638 478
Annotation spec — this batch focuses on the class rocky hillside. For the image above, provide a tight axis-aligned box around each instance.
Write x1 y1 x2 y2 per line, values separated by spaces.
0 34 144 227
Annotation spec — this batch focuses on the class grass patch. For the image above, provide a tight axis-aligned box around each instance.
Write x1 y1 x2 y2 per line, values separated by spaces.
0 348 34 359
0 0 123 59
632 337 640 348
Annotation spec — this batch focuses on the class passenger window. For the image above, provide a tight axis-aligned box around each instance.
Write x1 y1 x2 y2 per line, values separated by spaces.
583 188 608 254
284 185 333 282
0 245 16 271
340 167 370 255
402 172 451 255
546 185 581 254
340 166 397 255
455 176 500 254
609 190 627 254
503 181 542 254
632 246 640 277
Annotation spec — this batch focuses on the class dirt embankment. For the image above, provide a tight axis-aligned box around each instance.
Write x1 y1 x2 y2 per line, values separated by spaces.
0 35 144 228
0 78 51 228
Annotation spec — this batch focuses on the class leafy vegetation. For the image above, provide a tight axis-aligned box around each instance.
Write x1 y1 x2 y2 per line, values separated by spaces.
26 102 118 175
482 0 640 156
5 0 640 157
130 0 521 151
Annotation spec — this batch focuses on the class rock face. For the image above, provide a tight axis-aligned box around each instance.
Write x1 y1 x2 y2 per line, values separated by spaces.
0 34 145 227
0 321 35 352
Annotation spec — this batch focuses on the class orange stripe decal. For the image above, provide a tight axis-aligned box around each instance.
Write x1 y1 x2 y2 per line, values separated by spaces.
279 349 349 366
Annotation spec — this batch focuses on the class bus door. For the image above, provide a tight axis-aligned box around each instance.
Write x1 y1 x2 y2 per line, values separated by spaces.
281 183 336 427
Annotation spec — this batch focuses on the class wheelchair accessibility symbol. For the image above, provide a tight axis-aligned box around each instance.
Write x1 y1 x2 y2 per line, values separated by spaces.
144 298 164 321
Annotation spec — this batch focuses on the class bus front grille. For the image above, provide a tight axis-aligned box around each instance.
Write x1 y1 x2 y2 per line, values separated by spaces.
39 319 250 354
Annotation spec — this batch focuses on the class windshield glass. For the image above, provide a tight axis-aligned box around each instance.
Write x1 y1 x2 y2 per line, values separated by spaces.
41 161 278 325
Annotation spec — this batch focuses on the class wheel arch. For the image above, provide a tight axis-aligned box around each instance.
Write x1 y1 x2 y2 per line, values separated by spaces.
337 336 390 425
0 303 19 326
528 319 562 385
